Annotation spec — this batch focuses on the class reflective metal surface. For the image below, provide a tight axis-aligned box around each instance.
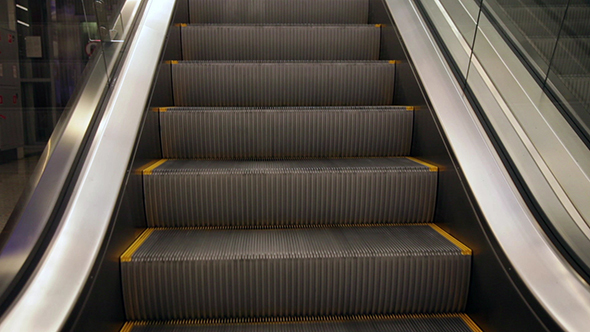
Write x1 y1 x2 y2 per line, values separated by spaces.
388 0 590 330
424 2 590 270
0 0 142 303
0 0 175 330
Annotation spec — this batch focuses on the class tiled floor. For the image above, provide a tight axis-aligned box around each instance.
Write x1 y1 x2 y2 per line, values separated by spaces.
0 155 41 232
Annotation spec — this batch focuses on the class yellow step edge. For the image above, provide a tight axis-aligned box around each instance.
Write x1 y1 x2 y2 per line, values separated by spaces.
135 159 168 175
119 322 135 332
175 23 188 27
146 223 437 232
134 159 163 175
142 159 168 175
429 224 472 255
151 107 168 112
406 157 438 172
121 313 474 328
120 229 155 263
165 60 179 64
375 24 383 27
459 313 483 332
388 60 398 64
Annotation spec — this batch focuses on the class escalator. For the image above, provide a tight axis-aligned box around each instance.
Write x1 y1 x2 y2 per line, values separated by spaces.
119 1 478 330
2 0 590 331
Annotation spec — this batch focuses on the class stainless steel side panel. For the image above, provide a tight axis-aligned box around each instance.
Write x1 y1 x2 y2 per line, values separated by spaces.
0 0 176 331
386 0 590 331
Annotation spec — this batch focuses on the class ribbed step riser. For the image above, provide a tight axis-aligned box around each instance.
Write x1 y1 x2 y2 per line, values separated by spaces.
125 317 477 332
143 159 437 227
171 62 395 107
189 0 369 24
122 226 471 320
181 25 381 60
159 107 413 159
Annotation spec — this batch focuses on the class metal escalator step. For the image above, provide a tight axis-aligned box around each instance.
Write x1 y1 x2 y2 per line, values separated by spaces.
121 313 482 331
180 25 381 60
157 106 413 159
141 158 437 227
189 0 369 24
170 61 395 107
121 225 471 320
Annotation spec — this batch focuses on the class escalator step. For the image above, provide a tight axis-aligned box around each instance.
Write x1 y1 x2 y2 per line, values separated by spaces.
157 106 413 159
180 25 381 61
188 0 369 24
170 61 396 107
121 225 471 320
141 158 437 227
121 313 481 331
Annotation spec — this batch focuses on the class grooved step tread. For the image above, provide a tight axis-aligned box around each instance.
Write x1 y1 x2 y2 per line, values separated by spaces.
121 313 482 331
143 157 436 174
169 61 396 107
141 158 438 227
156 106 413 159
188 0 370 24
180 24 381 60
121 225 471 320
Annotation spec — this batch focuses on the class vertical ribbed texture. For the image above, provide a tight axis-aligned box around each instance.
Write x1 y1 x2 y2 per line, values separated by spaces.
120 0 477 327
188 0 369 24
143 158 437 227
171 61 395 107
128 316 476 331
160 107 413 159
181 25 380 60
122 226 471 320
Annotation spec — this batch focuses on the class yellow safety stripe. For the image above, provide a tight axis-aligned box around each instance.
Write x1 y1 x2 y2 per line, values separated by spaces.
458 313 483 332
119 322 135 332
429 224 472 255
406 157 438 172
141 159 168 175
120 229 155 262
